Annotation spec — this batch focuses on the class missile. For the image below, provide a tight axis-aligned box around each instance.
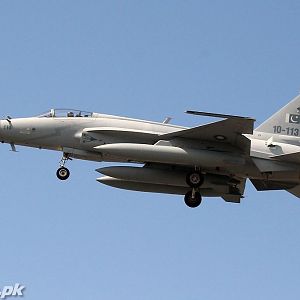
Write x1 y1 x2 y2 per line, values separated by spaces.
97 176 222 197
97 166 232 191
94 143 245 168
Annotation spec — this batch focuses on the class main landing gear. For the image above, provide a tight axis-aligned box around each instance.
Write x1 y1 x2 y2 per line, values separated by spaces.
57 167 70 180
184 171 204 208
56 153 71 180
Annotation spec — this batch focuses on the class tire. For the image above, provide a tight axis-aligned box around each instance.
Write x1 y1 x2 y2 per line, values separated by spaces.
56 167 70 180
186 171 204 188
184 191 202 208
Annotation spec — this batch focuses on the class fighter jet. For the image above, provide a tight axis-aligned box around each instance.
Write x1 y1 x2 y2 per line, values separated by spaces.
1 95 300 208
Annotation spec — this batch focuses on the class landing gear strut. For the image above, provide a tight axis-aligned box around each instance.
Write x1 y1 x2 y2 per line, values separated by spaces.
184 170 204 208
56 153 71 180
186 171 204 188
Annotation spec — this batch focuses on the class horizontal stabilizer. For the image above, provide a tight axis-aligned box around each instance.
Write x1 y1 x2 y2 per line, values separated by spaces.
250 179 295 191
251 157 297 172
270 152 300 164
287 185 300 198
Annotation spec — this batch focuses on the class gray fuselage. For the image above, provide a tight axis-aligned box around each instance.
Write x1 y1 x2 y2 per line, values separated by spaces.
1 112 299 184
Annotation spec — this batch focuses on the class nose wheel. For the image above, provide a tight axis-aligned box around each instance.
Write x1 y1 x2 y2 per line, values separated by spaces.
56 153 71 180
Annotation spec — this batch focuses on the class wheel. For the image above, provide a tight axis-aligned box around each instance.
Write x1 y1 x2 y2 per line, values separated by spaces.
186 171 204 188
56 167 70 180
184 191 202 208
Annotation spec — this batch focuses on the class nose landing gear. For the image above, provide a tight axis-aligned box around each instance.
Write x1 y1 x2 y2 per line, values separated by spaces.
56 153 71 180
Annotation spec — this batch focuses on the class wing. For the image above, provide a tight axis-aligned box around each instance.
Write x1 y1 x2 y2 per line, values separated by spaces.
159 117 254 153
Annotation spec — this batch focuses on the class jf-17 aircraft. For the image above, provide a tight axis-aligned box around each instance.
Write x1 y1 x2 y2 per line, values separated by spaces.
1 95 300 208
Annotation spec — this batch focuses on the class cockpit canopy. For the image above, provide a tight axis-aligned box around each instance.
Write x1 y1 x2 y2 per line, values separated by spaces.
38 109 96 118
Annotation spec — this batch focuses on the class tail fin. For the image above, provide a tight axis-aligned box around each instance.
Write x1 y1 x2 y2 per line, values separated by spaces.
255 94 300 134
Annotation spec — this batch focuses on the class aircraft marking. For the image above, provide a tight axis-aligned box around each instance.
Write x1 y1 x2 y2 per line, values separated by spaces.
273 126 299 136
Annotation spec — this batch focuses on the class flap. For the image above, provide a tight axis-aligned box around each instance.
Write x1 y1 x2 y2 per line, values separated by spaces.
159 118 254 153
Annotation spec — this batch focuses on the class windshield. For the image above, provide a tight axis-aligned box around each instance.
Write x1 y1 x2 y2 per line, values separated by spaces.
38 109 94 118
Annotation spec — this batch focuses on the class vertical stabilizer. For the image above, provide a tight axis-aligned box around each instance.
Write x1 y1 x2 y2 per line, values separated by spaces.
255 94 300 134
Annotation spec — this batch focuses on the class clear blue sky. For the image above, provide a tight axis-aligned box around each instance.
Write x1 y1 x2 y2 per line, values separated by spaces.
0 1 300 299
